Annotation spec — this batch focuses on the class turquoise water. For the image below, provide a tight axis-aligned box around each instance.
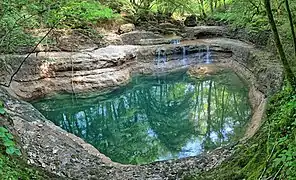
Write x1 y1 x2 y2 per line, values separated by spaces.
32 70 251 165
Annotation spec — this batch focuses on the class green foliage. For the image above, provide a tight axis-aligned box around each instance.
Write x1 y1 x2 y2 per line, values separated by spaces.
210 0 296 73
211 0 269 32
0 150 54 179
0 101 21 156
0 101 5 115
0 0 116 53
0 0 36 53
266 88 296 179
47 0 115 28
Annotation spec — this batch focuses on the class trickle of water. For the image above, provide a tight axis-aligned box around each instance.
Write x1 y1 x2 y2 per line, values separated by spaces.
157 48 161 63
182 46 188 66
205 46 211 64
171 39 180 44
155 48 166 70
171 39 180 61
198 47 202 61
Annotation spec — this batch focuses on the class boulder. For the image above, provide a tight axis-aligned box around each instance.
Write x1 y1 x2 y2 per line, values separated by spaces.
184 15 197 27
118 23 136 34
138 38 171 45
120 31 164 45
158 23 178 29
102 33 123 46
184 26 227 39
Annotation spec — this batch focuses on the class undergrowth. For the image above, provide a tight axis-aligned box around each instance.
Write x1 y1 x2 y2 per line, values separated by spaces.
0 150 53 180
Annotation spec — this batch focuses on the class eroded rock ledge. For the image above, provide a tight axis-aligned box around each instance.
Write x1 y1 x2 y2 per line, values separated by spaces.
0 29 283 179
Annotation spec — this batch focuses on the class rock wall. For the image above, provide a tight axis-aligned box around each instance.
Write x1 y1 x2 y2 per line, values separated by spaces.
1 45 137 100
3 38 280 100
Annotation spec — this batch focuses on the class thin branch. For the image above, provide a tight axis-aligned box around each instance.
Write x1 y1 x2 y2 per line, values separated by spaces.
259 142 277 180
285 0 296 56
272 164 284 180
0 26 55 88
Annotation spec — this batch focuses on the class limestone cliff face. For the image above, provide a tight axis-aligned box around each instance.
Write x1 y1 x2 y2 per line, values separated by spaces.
1 45 137 100
1 37 282 100
1 27 283 100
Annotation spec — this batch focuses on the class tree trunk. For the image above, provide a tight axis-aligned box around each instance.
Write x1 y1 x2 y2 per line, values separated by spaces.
285 0 296 56
264 0 296 90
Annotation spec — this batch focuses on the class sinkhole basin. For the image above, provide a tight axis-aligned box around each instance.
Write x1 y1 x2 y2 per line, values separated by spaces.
31 69 251 165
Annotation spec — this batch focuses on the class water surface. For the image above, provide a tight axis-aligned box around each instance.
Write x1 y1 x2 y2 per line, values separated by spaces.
32 70 251 165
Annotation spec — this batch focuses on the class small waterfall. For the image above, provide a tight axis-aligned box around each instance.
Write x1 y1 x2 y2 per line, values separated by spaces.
155 48 166 70
171 39 180 60
198 47 202 62
157 48 161 64
182 46 188 66
162 50 167 64
171 39 180 44
205 46 211 64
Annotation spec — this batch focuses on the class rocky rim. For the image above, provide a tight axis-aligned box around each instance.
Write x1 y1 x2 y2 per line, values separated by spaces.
0 26 283 179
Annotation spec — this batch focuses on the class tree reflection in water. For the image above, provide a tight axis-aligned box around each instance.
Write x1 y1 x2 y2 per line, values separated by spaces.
32 70 251 165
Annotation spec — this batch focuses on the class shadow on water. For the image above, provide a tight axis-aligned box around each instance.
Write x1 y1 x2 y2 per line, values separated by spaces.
32 70 251 165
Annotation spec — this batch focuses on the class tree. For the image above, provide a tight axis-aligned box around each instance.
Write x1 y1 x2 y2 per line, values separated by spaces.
284 0 296 56
264 0 296 90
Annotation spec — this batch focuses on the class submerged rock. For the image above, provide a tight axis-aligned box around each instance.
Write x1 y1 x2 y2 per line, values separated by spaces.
188 64 228 78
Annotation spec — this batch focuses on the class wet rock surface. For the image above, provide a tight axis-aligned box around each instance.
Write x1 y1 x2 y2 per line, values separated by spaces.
0 27 284 179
